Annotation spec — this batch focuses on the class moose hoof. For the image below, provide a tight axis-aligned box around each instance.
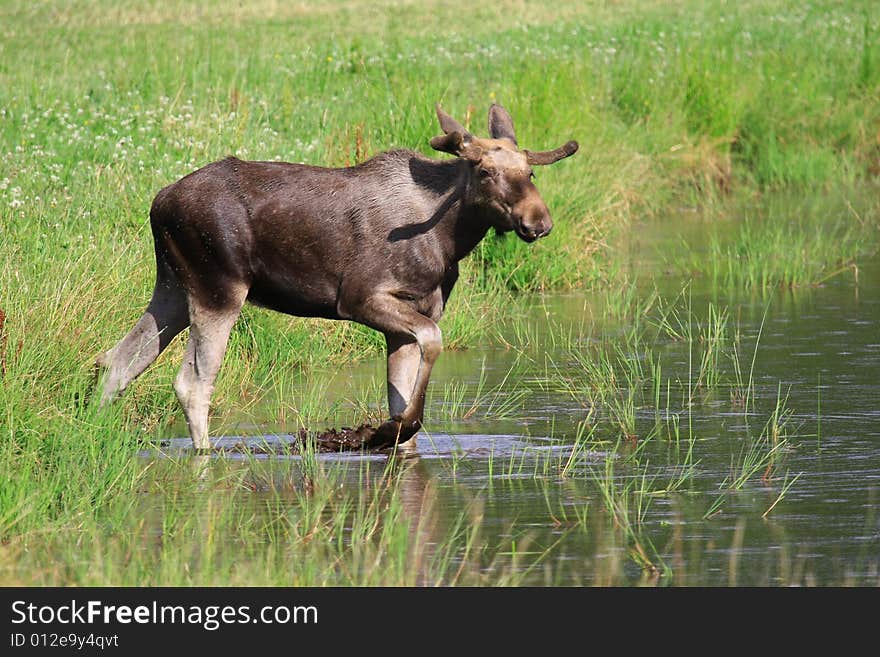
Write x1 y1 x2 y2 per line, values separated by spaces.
367 418 420 449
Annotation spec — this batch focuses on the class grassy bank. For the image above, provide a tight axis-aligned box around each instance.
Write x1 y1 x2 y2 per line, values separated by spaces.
1 0 879 585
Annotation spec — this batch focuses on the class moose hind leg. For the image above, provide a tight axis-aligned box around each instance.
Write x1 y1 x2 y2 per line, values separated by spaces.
97 278 189 405
173 290 246 451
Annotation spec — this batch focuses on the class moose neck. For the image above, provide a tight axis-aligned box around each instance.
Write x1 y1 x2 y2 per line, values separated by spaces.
407 154 494 264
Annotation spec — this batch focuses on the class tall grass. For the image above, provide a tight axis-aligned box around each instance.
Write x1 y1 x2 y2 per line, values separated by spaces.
665 186 879 291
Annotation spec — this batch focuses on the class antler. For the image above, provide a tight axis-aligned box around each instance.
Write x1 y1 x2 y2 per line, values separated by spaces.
524 140 579 165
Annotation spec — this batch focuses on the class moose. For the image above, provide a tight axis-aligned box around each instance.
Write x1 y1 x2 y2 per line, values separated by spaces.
96 103 578 450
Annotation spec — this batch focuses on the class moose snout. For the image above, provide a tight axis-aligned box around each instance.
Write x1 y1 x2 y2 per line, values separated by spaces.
514 206 553 242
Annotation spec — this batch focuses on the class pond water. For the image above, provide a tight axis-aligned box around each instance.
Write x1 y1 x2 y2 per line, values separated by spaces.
425 253 877 585
148 196 880 586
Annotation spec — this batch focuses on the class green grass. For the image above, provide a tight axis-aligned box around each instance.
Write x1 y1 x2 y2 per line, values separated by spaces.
1 0 879 586
662 184 880 296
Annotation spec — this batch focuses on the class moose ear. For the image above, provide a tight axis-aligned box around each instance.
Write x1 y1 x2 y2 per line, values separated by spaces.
488 103 517 146
435 103 470 137
524 140 579 165
431 104 482 160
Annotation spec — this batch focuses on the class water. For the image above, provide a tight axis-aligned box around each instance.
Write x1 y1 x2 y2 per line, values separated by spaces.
147 198 880 586
429 255 879 585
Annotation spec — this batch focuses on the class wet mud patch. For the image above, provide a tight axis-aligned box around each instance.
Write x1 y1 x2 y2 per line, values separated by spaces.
229 424 386 454
152 423 397 456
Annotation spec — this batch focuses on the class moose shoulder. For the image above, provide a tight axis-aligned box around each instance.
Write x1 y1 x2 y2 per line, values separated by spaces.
97 103 578 450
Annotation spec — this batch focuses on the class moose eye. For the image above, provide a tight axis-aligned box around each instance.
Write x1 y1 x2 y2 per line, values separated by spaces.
478 167 491 178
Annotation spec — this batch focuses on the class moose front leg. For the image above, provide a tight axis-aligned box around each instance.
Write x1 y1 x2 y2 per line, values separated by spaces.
346 293 442 448
374 335 426 447
386 335 422 419
372 323 440 447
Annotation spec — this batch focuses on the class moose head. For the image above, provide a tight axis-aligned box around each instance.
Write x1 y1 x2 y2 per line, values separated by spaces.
430 103 578 242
